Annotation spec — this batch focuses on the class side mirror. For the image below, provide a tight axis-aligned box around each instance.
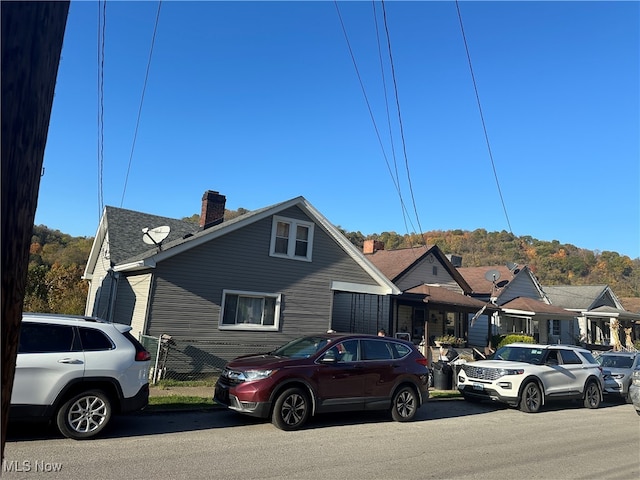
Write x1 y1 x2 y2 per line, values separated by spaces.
320 351 338 363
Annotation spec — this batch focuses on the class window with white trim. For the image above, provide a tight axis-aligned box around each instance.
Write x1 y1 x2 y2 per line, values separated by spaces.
549 319 561 337
270 216 314 261
220 290 281 331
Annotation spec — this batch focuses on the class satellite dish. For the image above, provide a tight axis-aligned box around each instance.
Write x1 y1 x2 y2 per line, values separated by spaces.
484 269 501 282
142 226 170 247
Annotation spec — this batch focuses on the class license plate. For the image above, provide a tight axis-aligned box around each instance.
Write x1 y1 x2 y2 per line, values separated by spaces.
473 383 484 391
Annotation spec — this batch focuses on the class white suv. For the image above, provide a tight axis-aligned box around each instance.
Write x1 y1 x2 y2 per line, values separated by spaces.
457 343 604 413
10 313 151 439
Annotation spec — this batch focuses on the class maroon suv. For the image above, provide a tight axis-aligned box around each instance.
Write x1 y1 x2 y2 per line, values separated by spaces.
213 333 430 430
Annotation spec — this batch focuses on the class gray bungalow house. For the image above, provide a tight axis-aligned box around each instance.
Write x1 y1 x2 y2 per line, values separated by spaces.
458 265 576 345
543 285 640 347
83 191 399 373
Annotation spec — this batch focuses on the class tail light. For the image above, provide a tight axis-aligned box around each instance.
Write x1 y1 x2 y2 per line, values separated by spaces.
416 357 428 366
123 331 151 362
136 350 151 362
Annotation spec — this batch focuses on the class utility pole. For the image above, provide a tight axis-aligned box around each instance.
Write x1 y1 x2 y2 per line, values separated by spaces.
1 1 69 460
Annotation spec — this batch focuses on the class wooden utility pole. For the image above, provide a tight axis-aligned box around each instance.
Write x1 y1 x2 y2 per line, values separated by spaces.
1 1 69 459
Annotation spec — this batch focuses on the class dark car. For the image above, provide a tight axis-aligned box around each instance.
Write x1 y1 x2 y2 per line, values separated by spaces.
213 333 430 430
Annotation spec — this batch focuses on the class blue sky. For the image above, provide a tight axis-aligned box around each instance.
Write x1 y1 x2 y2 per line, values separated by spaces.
37 1 639 259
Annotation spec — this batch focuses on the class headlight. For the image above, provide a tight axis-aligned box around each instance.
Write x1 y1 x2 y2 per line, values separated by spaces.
241 369 276 381
497 368 524 377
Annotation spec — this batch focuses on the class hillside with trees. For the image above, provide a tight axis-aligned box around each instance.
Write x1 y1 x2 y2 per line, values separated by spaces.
24 219 639 316
340 228 640 298
25 225 92 314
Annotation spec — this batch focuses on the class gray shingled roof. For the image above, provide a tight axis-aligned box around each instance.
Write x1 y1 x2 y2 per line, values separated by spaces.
542 285 608 310
105 206 199 265
117 202 278 264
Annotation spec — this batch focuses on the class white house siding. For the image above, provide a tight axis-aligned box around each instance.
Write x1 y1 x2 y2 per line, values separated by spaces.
394 261 463 293
112 273 152 338
85 235 114 320
331 292 390 335
143 206 382 370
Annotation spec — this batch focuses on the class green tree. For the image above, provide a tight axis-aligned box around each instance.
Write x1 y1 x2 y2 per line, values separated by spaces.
45 263 87 314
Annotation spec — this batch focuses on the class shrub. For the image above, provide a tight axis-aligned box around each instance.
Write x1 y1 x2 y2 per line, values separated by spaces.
497 334 535 349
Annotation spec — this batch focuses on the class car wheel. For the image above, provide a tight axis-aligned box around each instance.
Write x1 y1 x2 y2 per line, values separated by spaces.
272 387 310 431
519 381 542 413
624 385 632 404
391 386 418 422
583 381 601 409
56 390 112 439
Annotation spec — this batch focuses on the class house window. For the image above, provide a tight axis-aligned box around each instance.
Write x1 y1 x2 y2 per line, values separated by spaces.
270 216 314 261
432 266 438 276
220 290 281 331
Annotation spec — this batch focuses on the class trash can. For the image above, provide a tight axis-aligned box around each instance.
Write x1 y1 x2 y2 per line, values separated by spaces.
433 361 453 390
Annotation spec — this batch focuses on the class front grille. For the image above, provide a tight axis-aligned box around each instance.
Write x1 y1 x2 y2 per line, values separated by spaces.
462 365 502 381
218 368 245 387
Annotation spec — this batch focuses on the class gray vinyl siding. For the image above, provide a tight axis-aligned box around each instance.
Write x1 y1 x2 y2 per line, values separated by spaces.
395 261 463 293
498 273 543 304
144 207 381 368
468 314 497 347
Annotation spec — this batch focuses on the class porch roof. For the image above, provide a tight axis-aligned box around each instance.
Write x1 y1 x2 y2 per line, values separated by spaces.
582 305 640 322
500 297 576 317
402 284 496 311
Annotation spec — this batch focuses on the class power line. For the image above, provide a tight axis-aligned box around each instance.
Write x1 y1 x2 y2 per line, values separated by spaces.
120 1 163 207
97 0 106 220
333 0 419 238
379 0 425 242
455 0 513 234
371 0 408 233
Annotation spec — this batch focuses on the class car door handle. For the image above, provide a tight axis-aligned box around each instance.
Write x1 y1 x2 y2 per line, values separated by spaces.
57 358 83 364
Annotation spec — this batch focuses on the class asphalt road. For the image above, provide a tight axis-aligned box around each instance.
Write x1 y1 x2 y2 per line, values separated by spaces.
4 398 639 480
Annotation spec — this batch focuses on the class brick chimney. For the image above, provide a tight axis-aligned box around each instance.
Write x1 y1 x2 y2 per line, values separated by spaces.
199 190 226 229
363 240 384 254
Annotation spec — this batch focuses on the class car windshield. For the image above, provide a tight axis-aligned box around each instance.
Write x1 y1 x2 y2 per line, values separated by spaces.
493 346 544 364
598 355 635 369
272 336 331 358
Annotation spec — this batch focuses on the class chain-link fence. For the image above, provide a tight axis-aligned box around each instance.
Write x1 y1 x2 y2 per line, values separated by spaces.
140 334 277 384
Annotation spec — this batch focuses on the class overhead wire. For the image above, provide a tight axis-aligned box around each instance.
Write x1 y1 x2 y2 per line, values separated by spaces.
333 0 420 241
371 0 410 235
455 0 513 234
97 0 106 220
379 0 425 242
120 0 163 207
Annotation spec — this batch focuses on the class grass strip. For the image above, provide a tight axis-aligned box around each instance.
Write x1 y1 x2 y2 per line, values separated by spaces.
429 390 462 399
147 395 216 411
